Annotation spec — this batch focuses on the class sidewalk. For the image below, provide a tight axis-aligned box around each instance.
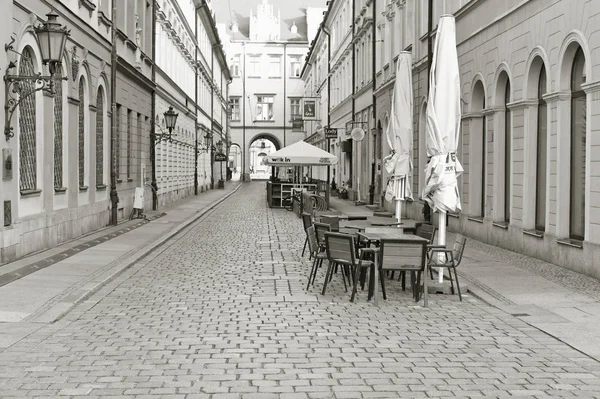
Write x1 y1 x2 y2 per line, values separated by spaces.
329 195 600 361
0 182 241 348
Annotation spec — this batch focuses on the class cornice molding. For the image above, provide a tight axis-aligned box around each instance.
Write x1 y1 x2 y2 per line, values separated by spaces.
462 111 484 120
482 106 502 116
581 81 600 93
542 91 570 103
507 99 538 110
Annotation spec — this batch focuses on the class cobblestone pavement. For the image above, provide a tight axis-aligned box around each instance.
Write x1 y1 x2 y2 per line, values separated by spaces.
1 183 600 398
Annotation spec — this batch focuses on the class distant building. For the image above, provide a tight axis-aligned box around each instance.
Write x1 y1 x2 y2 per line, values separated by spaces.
213 0 326 180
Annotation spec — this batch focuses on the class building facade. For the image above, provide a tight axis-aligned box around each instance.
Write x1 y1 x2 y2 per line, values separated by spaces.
0 0 229 264
305 0 600 279
213 0 326 180
0 0 123 262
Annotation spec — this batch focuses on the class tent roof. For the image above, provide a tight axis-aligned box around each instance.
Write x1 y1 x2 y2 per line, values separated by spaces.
264 140 338 166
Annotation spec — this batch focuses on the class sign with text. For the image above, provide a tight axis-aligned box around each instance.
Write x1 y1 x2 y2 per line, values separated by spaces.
214 152 227 162
324 128 338 140
302 98 317 120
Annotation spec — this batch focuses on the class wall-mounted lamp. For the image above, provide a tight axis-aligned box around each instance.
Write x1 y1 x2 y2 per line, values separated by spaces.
4 12 70 140
197 130 214 154
154 106 179 143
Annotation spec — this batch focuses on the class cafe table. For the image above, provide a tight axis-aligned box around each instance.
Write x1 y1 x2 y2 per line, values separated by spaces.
356 228 430 306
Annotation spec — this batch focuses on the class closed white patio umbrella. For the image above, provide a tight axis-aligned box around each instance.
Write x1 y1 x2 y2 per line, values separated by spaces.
384 51 414 225
422 15 463 283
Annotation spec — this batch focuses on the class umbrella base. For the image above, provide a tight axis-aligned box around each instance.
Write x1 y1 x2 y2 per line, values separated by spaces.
427 280 468 295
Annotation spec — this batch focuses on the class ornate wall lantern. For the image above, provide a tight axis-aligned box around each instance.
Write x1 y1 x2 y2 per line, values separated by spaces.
4 12 70 140
154 106 179 143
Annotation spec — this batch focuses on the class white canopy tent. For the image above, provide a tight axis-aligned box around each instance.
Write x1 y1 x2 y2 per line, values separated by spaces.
263 140 338 166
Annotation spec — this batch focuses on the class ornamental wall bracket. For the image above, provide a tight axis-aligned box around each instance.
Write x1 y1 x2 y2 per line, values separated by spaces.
4 59 67 140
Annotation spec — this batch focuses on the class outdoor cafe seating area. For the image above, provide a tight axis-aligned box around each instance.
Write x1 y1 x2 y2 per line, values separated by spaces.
300 211 467 307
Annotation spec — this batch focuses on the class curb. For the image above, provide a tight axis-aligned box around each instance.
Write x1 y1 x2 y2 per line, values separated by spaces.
30 184 243 324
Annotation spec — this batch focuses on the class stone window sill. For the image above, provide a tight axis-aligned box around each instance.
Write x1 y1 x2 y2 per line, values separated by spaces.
79 186 89 192
54 187 67 194
96 184 107 191
493 221 509 229
117 179 123 183
523 229 544 239
467 216 484 224
127 178 134 182
447 212 459 219
21 189 42 198
557 238 583 249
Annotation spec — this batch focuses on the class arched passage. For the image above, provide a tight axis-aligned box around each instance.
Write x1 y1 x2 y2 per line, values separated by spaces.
247 134 280 180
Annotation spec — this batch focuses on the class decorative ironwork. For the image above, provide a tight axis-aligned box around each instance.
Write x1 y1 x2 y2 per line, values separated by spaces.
78 79 85 187
18 47 38 192
96 87 104 185
53 65 63 188
71 46 79 81
3 200 11 226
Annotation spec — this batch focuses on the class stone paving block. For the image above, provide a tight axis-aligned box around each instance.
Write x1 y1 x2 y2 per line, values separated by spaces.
1 183 600 398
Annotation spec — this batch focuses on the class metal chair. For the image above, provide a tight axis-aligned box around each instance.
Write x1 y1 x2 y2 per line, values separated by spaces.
322 232 375 302
428 234 467 301
320 216 340 232
379 239 429 303
314 222 331 251
306 226 327 290
301 212 313 257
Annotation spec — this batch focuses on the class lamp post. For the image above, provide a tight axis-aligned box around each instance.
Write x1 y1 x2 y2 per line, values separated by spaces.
216 140 224 189
4 12 70 140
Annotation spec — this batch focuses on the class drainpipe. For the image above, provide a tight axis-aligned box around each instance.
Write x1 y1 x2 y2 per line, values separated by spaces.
150 0 158 209
428 0 433 95
242 43 246 181
210 46 215 190
109 0 119 225
283 43 287 147
322 26 331 209
194 7 199 195
369 0 376 205
351 0 355 195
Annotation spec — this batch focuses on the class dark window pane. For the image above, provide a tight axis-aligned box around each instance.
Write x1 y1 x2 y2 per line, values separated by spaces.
19 47 37 191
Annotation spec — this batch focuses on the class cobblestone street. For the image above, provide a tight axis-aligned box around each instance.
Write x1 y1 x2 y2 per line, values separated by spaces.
1 183 600 398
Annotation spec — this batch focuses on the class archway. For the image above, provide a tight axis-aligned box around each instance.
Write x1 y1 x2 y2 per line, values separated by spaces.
229 143 243 181
248 136 279 180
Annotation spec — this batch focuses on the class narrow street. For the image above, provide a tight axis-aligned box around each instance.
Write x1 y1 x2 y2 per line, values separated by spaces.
1 183 600 398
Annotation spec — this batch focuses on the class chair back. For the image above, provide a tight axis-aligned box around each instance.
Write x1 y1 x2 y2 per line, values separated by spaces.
324 232 356 266
452 234 467 266
379 239 427 271
314 222 331 245
416 223 437 243
320 216 340 232
301 212 312 231
306 226 320 256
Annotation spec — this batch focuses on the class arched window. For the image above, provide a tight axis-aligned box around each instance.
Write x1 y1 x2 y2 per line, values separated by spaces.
471 80 486 218
78 79 85 188
535 66 547 231
96 87 105 186
504 79 511 223
570 47 586 240
19 47 38 192
53 65 64 189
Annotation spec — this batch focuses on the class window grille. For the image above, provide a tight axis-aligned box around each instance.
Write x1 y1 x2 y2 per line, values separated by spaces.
53 66 63 188
96 87 104 185
78 79 85 187
18 47 37 192
127 110 132 179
